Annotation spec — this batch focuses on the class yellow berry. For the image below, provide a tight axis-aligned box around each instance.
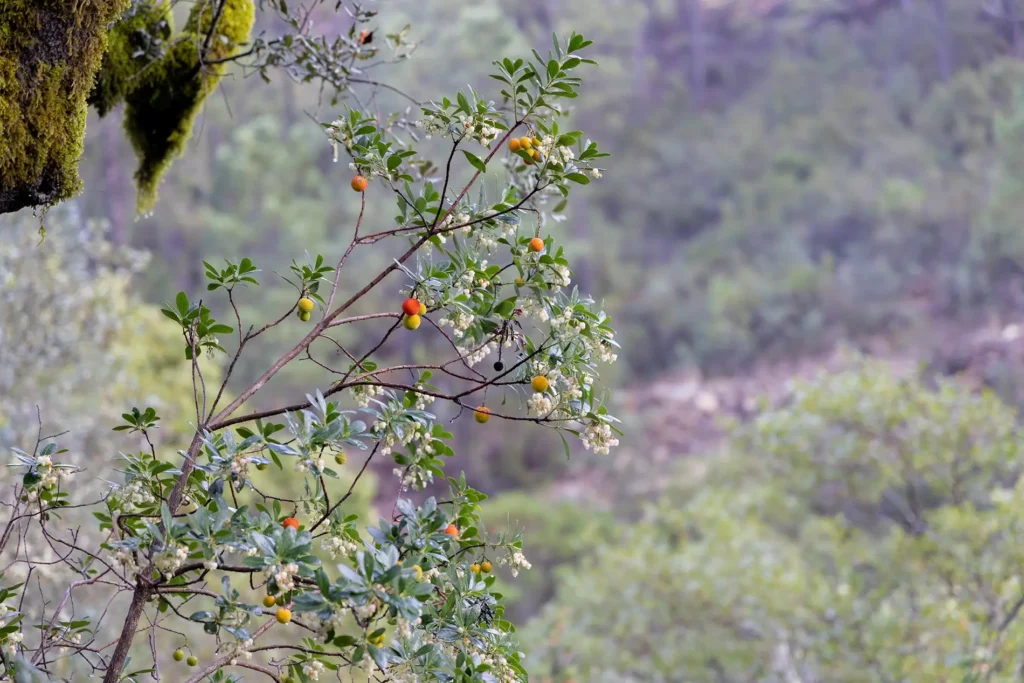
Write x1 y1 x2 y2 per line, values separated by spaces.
531 375 549 392
515 276 525 287
263 595 276 608
519 136 532 149
471 563 481 574
404 314 421 330
276 608 292 624
531 149 541 162
474 406 491 424
532 136 542 147
418 302 427 315
481 560 493 573
297 297 314 314
411 564 424 581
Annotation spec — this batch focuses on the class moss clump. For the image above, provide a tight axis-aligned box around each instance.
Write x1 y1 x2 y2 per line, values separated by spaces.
0 0 130 214
88 1 174 116
122 0 255 212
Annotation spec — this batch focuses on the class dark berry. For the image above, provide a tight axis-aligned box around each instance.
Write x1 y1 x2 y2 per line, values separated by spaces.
493 361 504 371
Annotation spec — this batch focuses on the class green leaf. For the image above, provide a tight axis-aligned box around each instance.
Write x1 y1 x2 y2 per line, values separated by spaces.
462 151 486 173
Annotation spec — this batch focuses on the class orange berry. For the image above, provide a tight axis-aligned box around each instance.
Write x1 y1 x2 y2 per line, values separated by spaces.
444 524 459 538
471 563 481 574
531 375 549 392
531 149 541 162
282 517 299 531
263 595 276 608
474 406 491 423
528 237 544 253
402 298 421 316
509 138 521 152
481 560 493 573
351 175 368 192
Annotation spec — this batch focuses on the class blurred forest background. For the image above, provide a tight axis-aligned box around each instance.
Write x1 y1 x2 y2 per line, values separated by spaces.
12 0 1024 679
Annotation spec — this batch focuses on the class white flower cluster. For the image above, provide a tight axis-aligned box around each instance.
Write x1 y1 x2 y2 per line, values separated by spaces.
153 544 190 578
225 638 254 666
581 420 619 455
302 659 326 681
352 600 378 620
352 384 385 408
412 387 435 411
56 630 82 655
456 340 497 367
479 652 518 683
438 309 475 339
321 534 359 559
550 264 571 290
4 629 22 654
417 112 501 147
230 454 252 478
393 465 434 491
313 605 352 640
520 297 550 322
536 135 575 166
31 455 70 491
203 559 219 571
269 562 300 592
598 340 618 363
325 118 352 162
294 456 326 475
119 479 155 508
551 308 586 335
112 548 139 578
500 550 532 578
527 393 554 417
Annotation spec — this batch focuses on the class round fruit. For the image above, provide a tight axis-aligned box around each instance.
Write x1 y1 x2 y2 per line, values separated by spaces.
297 297 315 314
418 302 427 315
298 310 311 322
528 237 544 253
282 517 299 531
173 649 185 662
531 375 549 392
509 138 521 152
444 524 459 538
514 276 525 286
404 314 421 330
369 633 385 647
255 462 268 471
335 452 347 465
531 149 541 162
276 607 292 624
351 175 368 192
470 563 481 574
187 656 198 667
402 298 421 316
474 406 491 424
532 136 542 147
263 595 276 608
493 361 504 372
519 136 532 149
481 560 493 573
411 564 424 581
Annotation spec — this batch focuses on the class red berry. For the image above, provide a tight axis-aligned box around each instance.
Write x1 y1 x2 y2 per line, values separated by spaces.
402 298 421 317
282 517 299 531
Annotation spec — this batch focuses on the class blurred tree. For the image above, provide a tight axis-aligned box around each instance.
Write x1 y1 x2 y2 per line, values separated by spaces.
526 361 1024 681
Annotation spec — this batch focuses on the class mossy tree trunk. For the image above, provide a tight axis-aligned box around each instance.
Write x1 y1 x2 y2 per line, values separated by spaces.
0 0 128 215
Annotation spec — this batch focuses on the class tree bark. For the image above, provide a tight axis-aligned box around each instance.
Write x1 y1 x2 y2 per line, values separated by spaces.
0 0 128 215
102 584 151 683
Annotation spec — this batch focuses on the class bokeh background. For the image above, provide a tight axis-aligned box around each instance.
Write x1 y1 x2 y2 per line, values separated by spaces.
10 0 1024 680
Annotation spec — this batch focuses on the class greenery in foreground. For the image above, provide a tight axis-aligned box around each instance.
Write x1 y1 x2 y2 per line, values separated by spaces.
0 27 619 683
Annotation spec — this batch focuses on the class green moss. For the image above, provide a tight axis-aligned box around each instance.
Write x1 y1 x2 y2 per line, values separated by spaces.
88 1 174 116
122 0 254 213
0 0 130 213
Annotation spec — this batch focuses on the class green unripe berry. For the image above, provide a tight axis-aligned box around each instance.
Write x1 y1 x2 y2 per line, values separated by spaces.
173 649 185 662
187 655 198 667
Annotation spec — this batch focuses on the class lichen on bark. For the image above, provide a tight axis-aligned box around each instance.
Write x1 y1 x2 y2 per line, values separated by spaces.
0 0 131 214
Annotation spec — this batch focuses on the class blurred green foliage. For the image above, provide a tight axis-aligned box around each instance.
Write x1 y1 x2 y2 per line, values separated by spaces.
526 361 1024 681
